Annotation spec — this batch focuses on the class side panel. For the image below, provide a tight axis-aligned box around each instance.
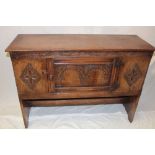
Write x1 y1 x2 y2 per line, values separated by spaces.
11 58 48 94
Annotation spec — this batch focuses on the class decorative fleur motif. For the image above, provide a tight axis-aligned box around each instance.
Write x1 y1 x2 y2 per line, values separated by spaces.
76 64 112 86
20 63 41 89
124 64 142 86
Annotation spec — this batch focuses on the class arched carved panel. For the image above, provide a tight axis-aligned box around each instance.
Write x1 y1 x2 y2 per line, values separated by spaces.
55 64 113 87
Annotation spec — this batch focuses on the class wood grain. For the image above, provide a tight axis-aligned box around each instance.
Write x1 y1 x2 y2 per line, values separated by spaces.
6 34 155 52
25 97 129 106
6 34 154 128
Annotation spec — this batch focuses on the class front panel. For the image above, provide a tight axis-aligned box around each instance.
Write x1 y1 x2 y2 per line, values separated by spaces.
47 57 122 92
11 52 152 98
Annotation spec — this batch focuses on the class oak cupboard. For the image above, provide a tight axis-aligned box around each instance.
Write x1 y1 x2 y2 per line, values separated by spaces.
5 34 155 128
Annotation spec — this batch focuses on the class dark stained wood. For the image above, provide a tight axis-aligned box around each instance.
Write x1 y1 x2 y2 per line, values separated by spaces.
12 55 152 96
10 51 153 60
6 34 155 52
11 59 48 94
25 97 129 107
20 91 140 100
6 34 154 128
123 95 141 122
19 99 30 128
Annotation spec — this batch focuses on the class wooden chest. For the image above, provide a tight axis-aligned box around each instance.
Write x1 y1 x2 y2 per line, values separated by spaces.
5 34 154 128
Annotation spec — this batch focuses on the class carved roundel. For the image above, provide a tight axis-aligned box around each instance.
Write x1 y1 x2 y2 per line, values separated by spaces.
20 63 41 89
124 64 142 86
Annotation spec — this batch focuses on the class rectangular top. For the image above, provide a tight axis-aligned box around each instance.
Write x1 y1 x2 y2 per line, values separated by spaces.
5 34 155 52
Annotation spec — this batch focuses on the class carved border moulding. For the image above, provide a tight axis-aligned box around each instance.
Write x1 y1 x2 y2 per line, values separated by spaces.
124 64 142 86
20 63 41 89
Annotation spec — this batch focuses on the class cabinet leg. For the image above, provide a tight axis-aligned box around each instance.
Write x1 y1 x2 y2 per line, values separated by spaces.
20 99 30 128
123 95 140 122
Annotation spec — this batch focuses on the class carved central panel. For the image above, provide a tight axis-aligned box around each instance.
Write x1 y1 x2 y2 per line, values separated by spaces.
20 63 41 89
54 64 113 87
